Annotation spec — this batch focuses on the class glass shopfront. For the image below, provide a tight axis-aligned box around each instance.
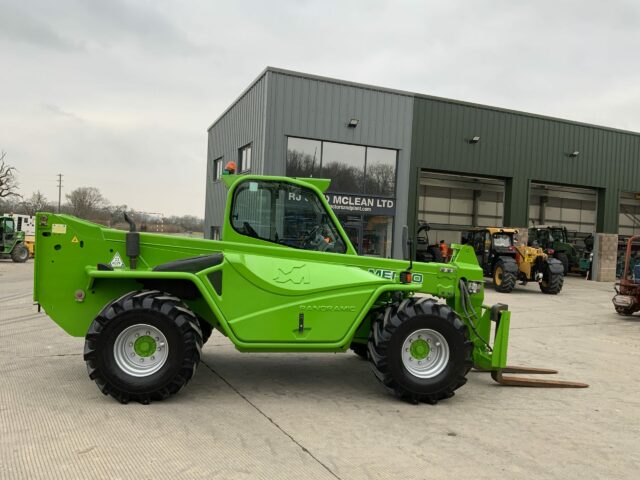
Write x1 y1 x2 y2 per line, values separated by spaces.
286 137 397 257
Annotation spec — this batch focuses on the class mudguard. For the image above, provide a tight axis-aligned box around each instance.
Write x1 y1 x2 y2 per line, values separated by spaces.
545 257 564 275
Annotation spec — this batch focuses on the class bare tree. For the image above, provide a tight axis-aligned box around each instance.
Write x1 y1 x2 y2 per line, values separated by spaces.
21 190 51 216
0 151 20 199
65 187 106 218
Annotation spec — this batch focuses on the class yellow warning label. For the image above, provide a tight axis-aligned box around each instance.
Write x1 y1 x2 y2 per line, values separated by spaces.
71 236 79 244
51 224 67 234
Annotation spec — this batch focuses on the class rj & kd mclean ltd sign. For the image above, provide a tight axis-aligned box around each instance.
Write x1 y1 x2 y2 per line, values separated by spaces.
325 193 395 215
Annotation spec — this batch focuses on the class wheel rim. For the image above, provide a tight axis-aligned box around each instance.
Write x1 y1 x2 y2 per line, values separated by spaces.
15 246 28 260
494 266 503 285
113 324 168 377
401 329 450 379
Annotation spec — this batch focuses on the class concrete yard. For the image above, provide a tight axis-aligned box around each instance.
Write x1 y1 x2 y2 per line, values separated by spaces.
1 260 639 479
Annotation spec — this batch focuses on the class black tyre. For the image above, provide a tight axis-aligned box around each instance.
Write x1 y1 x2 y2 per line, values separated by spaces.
539 271 564 294
84 290 203 404
11 244 29 263
556 252 569 276
493 260 516 293
427 246 444 263
198 317 213 344
615 306 634 316
350 342 368 359
368 297 472 404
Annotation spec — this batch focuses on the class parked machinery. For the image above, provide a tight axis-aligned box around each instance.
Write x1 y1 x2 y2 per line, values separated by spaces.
613 235 640 316
414 222 444 263
0 216 29 262
463 227 564 294
528 225 593 276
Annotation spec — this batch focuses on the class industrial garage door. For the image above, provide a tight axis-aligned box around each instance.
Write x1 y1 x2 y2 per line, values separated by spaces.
619 192 640 236
529 183 597 233
418 172 504 244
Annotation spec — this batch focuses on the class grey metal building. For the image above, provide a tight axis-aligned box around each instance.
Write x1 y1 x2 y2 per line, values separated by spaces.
205 67 640 280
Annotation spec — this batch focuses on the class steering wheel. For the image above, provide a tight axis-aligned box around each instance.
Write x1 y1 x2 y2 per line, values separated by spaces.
301 225 321 248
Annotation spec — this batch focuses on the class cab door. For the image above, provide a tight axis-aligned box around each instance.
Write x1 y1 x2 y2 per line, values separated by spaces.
1 218 15 249
218 178 380 344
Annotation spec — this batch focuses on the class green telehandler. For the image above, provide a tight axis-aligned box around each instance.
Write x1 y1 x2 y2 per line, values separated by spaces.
33 171 587 404
1 215 30 262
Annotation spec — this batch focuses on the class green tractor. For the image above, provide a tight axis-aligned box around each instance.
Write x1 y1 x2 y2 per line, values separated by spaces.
1 215 30 262
528 225 592 276
33 172 586 404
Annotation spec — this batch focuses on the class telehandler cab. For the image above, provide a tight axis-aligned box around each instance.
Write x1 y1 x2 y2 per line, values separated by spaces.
33 172 586 404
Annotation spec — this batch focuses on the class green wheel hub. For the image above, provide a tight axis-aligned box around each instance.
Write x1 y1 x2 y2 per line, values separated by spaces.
134 335 157 357
401 329 450 379
410 339 430 360
113 324 169 377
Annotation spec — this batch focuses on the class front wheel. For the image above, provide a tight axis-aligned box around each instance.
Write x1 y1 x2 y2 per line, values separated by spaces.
84 290 203 404
368 298 472 404
615 306 634 316
540 271 564 294
11 244 29 263
493 260 516 293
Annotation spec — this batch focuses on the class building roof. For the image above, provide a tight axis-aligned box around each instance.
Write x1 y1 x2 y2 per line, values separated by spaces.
208 66 640 138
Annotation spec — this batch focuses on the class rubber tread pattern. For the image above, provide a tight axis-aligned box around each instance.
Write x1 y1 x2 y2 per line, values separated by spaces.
368 298 473 405
494 259 517 293
539 270 564 294
84 290 203 404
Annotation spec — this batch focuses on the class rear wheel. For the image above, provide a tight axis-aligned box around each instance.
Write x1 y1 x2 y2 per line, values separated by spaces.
11 244 29 263
368 297 472 404
556 253 569 276
493 260 516 293
84 290 203 404
428 246 444 263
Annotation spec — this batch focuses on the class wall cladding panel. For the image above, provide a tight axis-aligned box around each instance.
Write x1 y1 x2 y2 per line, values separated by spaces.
411 95 640 233
204 74 267 236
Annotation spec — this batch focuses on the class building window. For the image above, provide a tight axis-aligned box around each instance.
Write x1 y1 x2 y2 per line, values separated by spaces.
213 158 223 180
285 137 397 197
239 144 252 172
210 226 220 240
365 147 397 197
321 142 366 194
286 137 321 177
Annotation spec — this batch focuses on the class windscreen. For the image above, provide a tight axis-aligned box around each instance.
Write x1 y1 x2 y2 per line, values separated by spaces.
231 180 347 254
493 233 513 248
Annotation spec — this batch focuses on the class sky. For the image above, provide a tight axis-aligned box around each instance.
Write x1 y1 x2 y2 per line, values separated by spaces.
1 0 639 217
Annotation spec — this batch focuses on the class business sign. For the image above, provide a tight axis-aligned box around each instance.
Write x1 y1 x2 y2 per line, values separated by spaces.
325 193 396 215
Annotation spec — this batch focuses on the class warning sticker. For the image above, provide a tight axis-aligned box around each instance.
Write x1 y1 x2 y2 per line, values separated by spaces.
71 236 79 244
110 252 125 268
51 224 67 234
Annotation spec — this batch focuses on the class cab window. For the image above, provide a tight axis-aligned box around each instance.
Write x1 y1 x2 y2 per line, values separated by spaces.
493 233 512 248
4 219 14 234
231 180 347 253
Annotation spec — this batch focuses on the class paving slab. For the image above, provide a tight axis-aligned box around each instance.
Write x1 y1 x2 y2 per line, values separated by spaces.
1 260 639 479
